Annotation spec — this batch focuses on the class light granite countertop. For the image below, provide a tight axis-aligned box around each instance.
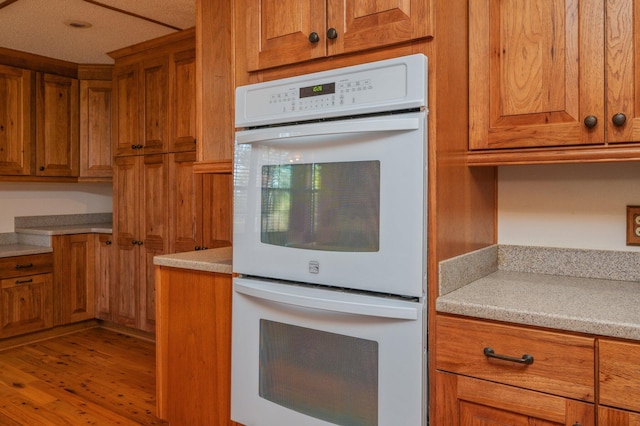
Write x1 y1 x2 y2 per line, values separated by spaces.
437 245 640 341
154 246 232 275
15 222 113 236
0 244 53 258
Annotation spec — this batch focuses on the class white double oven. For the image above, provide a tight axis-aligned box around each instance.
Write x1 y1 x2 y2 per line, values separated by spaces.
231 55 429 426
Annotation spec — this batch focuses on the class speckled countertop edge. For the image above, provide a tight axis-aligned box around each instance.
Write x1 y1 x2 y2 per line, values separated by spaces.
15 223 113 236
154 246 232 275
0 244 53 258
437 244 640 340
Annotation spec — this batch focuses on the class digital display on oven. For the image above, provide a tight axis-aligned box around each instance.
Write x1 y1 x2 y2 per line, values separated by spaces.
299 82 335 98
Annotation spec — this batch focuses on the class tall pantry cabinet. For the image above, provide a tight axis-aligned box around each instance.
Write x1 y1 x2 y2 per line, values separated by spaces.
111 29 219 333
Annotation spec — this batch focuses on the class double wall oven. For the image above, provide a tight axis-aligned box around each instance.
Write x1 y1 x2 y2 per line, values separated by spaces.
231 55 429 426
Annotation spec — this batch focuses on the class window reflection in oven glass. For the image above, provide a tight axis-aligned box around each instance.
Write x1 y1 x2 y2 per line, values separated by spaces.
260 319 378 426
261 161 380 252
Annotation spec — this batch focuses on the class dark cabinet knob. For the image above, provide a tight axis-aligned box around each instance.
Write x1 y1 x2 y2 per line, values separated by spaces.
105 240 112 245
327 28 338 40
612 113 627 127
194 246 201 251
583 115 597 129
308 32 320 43
131 144 137 149
137 240 143 246
132 240 137 245
39 166 45 171
136 144 143 149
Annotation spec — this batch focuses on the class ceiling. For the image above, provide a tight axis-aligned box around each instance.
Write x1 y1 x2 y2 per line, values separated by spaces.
0 0 195 64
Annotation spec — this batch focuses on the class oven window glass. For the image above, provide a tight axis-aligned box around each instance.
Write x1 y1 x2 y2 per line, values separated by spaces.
261 160 380 251
260 320 378 426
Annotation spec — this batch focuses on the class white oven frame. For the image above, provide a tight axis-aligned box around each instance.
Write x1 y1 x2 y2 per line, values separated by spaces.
231 277 427 426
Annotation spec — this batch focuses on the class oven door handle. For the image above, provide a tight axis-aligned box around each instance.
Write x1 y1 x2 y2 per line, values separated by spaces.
236 116 421 145
234 280 419 320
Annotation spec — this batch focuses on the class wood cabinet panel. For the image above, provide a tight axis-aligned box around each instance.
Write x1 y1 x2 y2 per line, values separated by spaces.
156 266 234 425
94 234 113 321
170 48 196 153
0 64 32 176
0 273 53 338
435 315 595 401
35 73 79 176
113 63 140 157
141 57 169 155
434 371 594 426
599 339 640 413
80 79 113 179
0 253 53 279
169 151 202 253
598 406 640 426
202 173 232 248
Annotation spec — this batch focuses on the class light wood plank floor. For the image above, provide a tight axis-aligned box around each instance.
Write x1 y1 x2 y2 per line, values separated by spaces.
0 327 167 425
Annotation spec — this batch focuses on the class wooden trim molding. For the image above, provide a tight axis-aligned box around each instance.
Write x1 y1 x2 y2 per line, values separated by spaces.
193 160 233 174
0 0 18 10
82 0 183 31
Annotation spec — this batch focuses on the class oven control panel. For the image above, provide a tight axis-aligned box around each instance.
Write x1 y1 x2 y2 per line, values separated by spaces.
236 54 427 127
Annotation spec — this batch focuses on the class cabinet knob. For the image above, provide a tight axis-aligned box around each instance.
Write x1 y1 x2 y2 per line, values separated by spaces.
131 144 137 150
136 144 143 149
308 32 320 43
583 115 598 129
39 166 45 171
105 240 112 245
327 28 338 40
137 240 143 246
612 112 627 127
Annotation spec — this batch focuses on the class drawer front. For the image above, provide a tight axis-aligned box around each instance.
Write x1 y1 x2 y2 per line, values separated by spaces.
435 315 595 401
0 253 53 279
599 339 640 412
0 272 53 338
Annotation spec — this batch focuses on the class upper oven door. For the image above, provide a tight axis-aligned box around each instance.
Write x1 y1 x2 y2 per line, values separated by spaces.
233 111 426 298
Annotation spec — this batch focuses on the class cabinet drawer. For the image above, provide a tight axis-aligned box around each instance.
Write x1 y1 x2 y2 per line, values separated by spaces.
599 339 640 412
0 253 53 279
0 272 53 338
435 315 595 401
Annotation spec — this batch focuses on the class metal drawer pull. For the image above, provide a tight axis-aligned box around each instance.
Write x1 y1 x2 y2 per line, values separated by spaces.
15 279 33 284
15 263 33 269
483 347 534 365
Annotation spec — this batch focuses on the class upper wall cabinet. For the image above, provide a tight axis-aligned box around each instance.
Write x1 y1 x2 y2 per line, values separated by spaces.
110 29 195 158
245 0 433 71
0 64 32 176
35 73 79 177
469 0 640 163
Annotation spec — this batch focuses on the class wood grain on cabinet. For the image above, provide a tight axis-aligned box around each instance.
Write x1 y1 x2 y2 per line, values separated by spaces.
244 0 433 71
35 72 79 177
436 315 595 401
599 339 640 413
598 406 640 426
434 371 595 426
468 0 640 165
168 151 203 253
170 48 196 153
156 266 235 425
94 234 113 321
0 253 54 338
0 64 32 176
79 79 113 180
52 234 95 326
141 56 169 155
112 63 140 157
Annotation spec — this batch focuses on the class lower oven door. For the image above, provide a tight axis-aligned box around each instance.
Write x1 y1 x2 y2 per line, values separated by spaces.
231 277 426 426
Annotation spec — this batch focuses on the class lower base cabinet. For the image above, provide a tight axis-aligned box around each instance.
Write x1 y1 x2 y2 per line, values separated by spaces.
434 371 595 426
155 265 239 425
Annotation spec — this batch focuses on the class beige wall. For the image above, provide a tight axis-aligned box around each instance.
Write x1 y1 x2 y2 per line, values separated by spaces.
0 183 112 233
498 162 640 252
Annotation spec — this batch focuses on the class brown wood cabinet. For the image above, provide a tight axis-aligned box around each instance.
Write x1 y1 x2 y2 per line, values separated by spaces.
52 234 95 326
155 266 236 425
35 72 79 177
0 64 32 176
599 338 640 420
113 154 168 332
435 314 596 425
94 234 113 321
79 78 113 180
243 0 433 71
469 0 640 164
0 253 54 338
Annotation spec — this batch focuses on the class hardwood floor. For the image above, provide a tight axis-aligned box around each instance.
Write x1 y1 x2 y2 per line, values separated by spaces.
0 327 167 425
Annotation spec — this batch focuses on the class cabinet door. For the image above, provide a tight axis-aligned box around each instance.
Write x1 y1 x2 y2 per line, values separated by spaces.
0 64 31 176
54 234 95 325
113 63 140 157
35 73 79 176
94 234 113 321
112 155 141 327
139 154 169 332
80 80 113 179
141 57 169 155
170 48 197 153
202 173 233 249
599 339 640 413
606 0 640 143
598 406 640 426
434 372 595 426
326 0 433 56
246 0 327 71
169 152 203 253
0 274 53 338
469 0 605 150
